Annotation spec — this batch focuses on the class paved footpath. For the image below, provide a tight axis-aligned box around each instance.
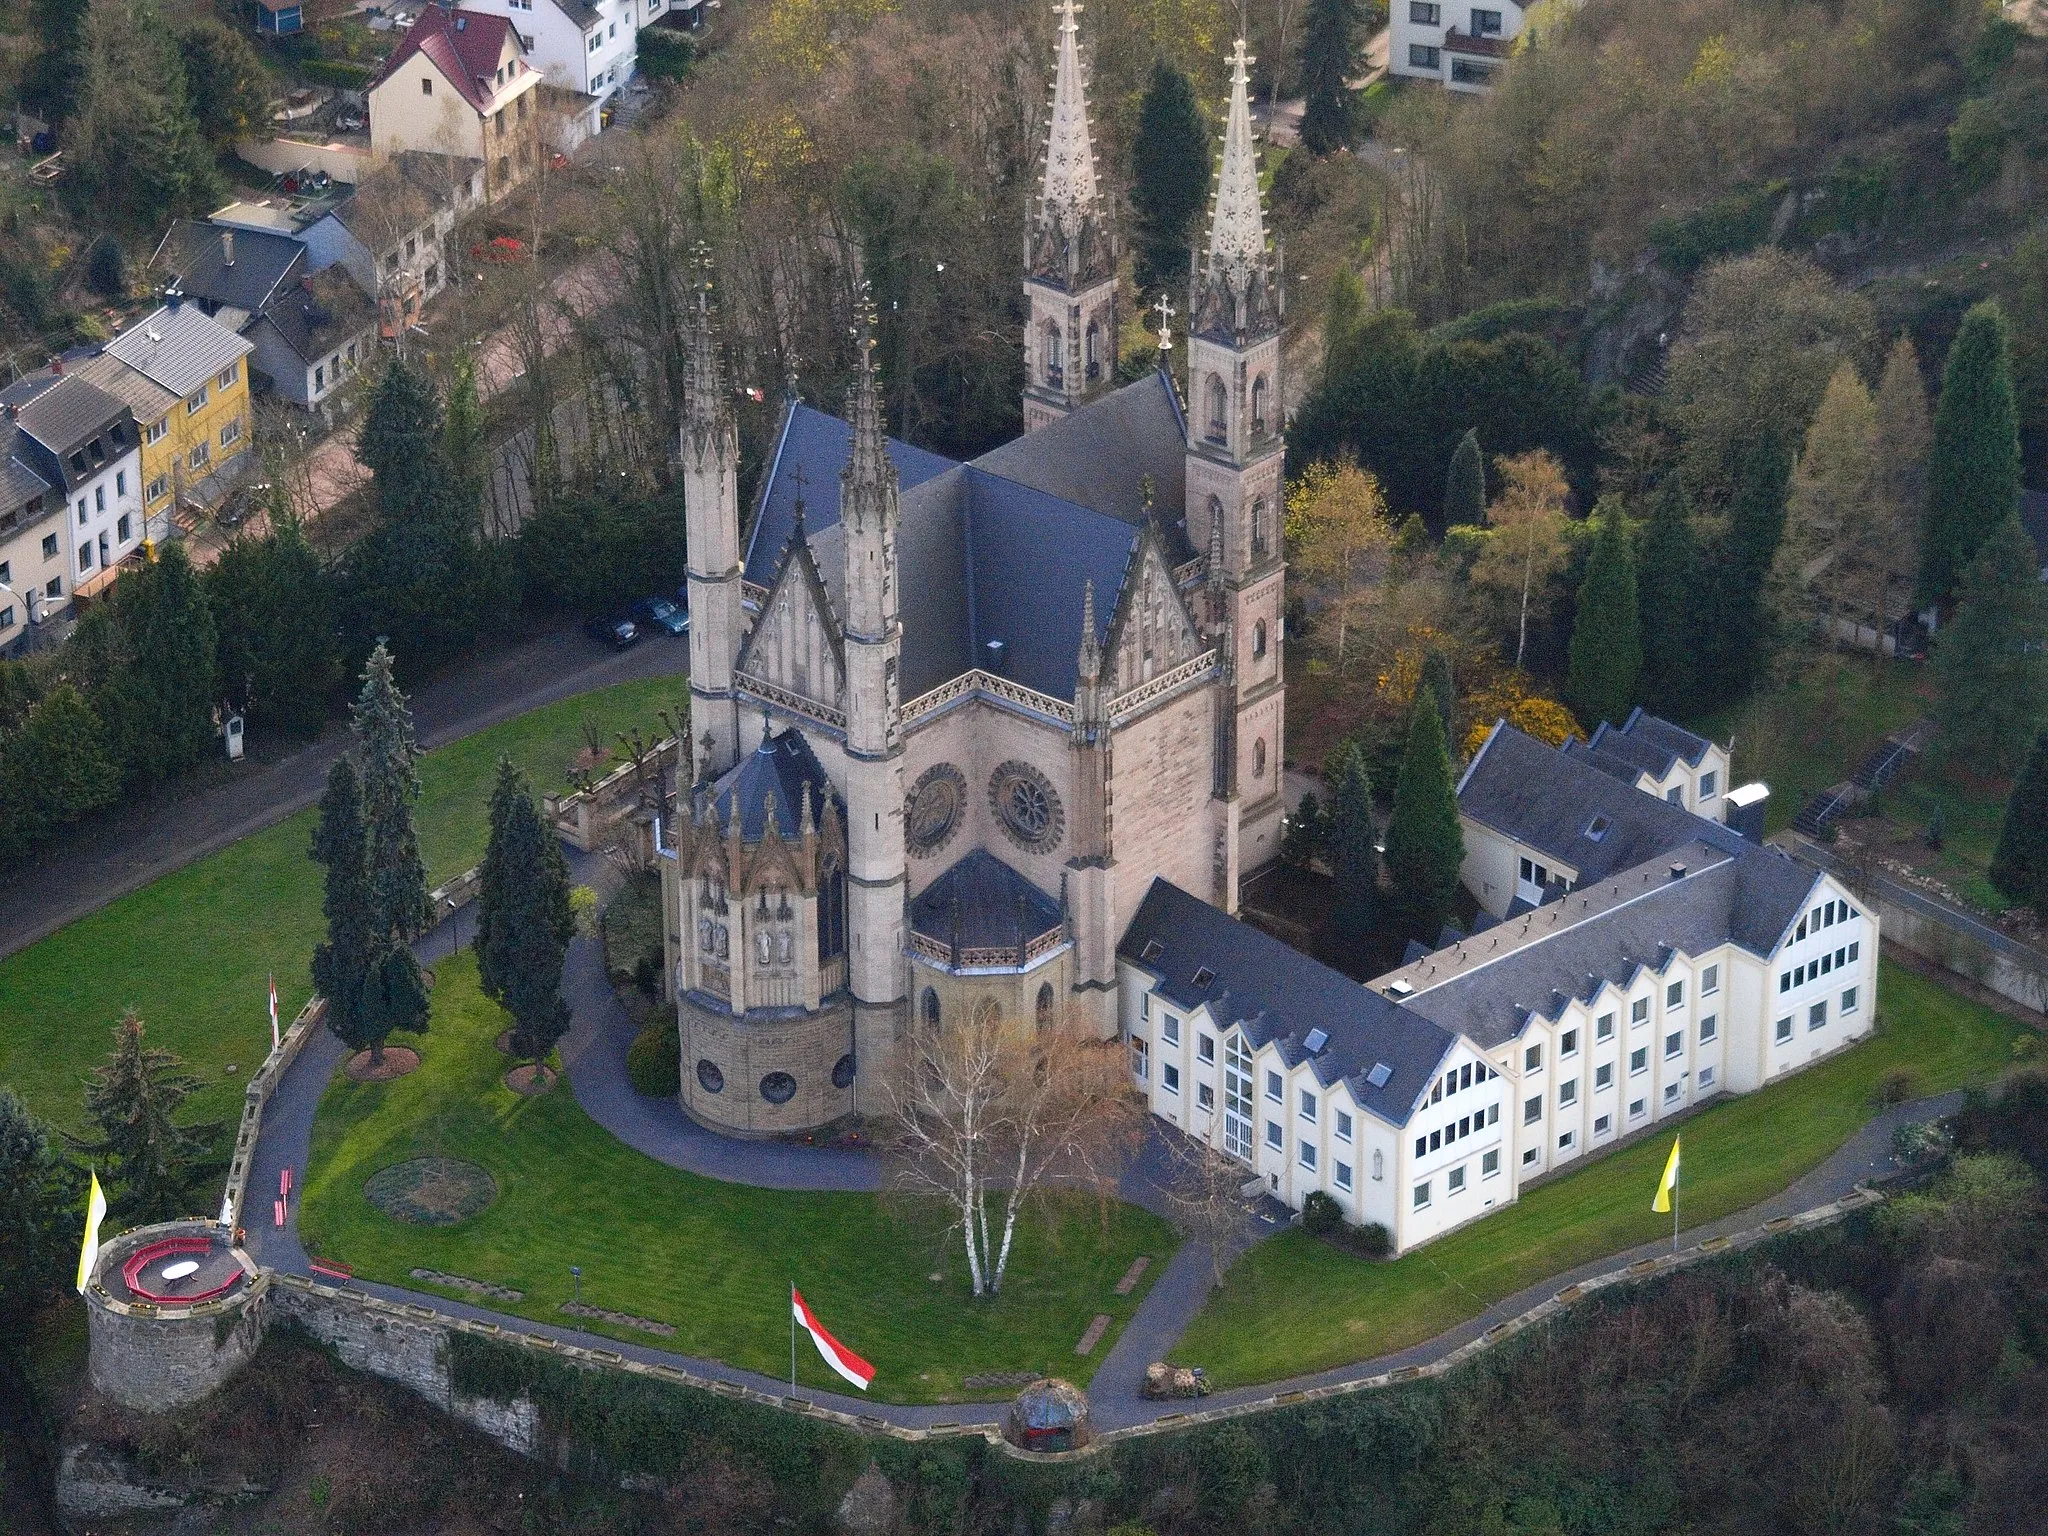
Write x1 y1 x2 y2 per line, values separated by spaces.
247 876 1959 1435
0 628 689 964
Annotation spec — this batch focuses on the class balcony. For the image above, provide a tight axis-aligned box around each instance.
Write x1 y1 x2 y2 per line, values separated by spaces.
1441 27 1508 55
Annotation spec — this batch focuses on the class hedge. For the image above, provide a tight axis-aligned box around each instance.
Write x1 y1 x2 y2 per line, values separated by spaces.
299 58 372 88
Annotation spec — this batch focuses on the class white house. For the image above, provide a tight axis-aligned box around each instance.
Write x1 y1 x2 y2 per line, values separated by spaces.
367 4 547 198
1389 0 1523 91
1121 713 1878 1256
461 0 633 138
0 373 144 609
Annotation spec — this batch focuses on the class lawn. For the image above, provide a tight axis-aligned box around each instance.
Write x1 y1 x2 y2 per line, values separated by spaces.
297 952 1174 1405
1175 959 2025 1387
0 677 679 1135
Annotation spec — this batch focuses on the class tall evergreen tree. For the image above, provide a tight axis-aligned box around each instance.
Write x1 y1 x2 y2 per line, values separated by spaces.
1298 0 1363 156
353 642 431 945
68 1012 222 1225
474 760 575 1064
1419 647 1457 759
1991 729 2048 917
1444 428 1486 529
173 20 271 149
353 359 481 657
1921 300 2022 607
71 0 219 227
311 757 376 1055
0 1088 80 1347
1933 513 2048 776
1327 741 1379 948
1636 480 1701 715
1567 499 1643 728
206 517 341 739
1383 690 1465 942
107 544 217 786
441 353 489 528
1702 437 1793 702
1129 61 1210 296
1 683 118 839
1872 335 1931 636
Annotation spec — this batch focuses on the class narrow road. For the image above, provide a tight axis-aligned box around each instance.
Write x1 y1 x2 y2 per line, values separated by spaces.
0 630 688 963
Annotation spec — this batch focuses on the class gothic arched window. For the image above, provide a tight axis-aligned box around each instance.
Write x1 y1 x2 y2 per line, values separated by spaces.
1250 497 1267 553
1085 320 1101 382
921 987 941 1027
1036 983 1054 1030
1205 375 1228 443
1250 373 1269 434
1043 321 1064 388
1253 738 1268 778
1253 618 1267 659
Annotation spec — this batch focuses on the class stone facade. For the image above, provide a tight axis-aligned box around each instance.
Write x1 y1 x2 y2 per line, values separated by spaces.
680 990 856 1135
84 1223 269 1413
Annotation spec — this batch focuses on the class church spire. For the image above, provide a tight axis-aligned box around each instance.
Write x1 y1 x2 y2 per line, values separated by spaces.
683 244 729 453
1036 0 1100 241
1077 577 1101 682
842 299 895 532
1193 39 1280 341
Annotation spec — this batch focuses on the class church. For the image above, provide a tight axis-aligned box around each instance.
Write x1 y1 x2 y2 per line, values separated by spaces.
657 16 1289 1136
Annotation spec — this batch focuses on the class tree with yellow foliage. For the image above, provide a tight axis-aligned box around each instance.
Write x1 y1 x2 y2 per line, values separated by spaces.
1468 450 1571 669
1287 460 1393 672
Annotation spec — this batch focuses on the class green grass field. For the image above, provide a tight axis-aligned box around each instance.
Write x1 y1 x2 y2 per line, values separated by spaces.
297 952 1174 1405
0 677 680 1135
1175 959 2024 1387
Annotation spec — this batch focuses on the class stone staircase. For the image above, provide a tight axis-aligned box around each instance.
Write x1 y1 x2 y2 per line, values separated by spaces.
1790 719 1928 839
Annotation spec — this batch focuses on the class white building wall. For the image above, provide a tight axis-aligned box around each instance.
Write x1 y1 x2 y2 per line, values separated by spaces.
65 445 144 590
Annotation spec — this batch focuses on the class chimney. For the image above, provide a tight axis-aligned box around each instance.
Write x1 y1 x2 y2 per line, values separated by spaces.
1668 862 1688 882
167 288 183 311
5 402 16 421
222 229 235 267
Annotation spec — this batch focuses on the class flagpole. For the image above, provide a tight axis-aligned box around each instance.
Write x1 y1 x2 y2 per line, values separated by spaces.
1673 1149 1681 1254
790 1282 797 1397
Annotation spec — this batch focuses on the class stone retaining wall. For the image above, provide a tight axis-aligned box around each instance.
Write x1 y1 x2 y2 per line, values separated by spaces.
221 996 325 1232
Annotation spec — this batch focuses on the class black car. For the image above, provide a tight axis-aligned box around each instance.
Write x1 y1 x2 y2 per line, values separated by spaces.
631 596 688 635
585 614 639 650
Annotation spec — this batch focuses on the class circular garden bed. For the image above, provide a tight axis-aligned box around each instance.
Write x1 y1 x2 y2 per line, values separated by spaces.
363 1157 498 1226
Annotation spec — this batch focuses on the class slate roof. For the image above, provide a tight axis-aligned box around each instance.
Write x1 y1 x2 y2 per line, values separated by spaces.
0 425 55 512
256 268 376 365
104 304 253 398
746 372 1189 703
371 4 522 114
156 224 306 316
709 726 836 840
909 849 1064 952
68 352 179 429
1618 709 1716 768
3 376 134 494
1395 840 1820 1048
1459 723 1749 886
1119 879 1456 1127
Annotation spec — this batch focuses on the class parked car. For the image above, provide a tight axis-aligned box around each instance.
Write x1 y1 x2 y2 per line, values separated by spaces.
216 482 271 529
631 596 688 635
584 614 639 650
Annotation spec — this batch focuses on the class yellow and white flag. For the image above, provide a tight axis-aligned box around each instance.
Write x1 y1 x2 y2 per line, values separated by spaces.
75 1169 107 1294
1651 1135 1681 1214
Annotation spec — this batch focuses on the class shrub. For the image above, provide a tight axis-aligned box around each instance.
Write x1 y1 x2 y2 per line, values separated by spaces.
626 1025 679 1097
638 26 693 82
1348 1221 1392 1258
632 951 660 997
1879 1067 1918 1107
87 236 126 298
299 58 371 88
1301 1189 1343 1237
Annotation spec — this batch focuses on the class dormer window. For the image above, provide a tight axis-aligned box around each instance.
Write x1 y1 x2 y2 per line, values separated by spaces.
1584 814 1610 842
1191 966 1215 990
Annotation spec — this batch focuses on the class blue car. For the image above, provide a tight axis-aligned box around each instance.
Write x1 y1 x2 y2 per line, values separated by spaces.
632 596 689 635
585 614 639 650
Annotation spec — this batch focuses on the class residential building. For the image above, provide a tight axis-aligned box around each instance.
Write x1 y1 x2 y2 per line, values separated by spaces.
1121 714 1877 1255
256 0 304 34
153 223 309 331
1390 0 1523 90
463 0 633 135
80 302 255 527
367 4 547 198
0 372 142 606
656 20 1289 1135
244 269 379 411
0 427 70 655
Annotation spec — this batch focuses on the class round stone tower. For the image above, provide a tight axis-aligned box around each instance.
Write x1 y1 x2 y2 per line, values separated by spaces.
83 1220 268 1412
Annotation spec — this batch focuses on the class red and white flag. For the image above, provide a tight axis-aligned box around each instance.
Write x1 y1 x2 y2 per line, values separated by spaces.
791 1287 874 1391
269 974 280 1051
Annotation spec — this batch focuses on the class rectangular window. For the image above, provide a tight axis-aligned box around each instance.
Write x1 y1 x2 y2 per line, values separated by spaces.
1266 1070 1283 1102
1447 1165 1466 1193
314 365 326 392
1198 1034 1214 1063
219 363 239 389
1197 1082 1214 1111
1698 771 1717 799
76 499 86 524
1699 1066 1716 1088
94 486 105 512
1596 1012 1614 1041
1666 786 1684 804
1409 42 1440 66
1842 986 1859 1015
1458 1115 1470 1138
1429 1129 1441 1152
1629 1098 1646 1119
1594 1114 1610 1135
1524 1044 1542 1072
0 605 10 629
1299 1143 1316 1171
1266 1120 1283 1150
1700 1014 1718 1043
115 470 126 497
1482 1148 1500 1177
144 416 168 444
1630 1047 1647 1075
1523 1147 1540 1165
146 475 169 503
1701 964 1719 996
1665 1031 1682 1059
1559 1078 1578 1107
1666 981 1684 1008
1560 1029 1578 1057
188 442 209 470
1595 1062 1613 1089
1848 941 1860 963
1130 1038 1147 1080
1299 1089 1317 1123
77 543 92 571
1335 1160 1353 1192
1809 1001 1828 1031
1472 8 1503 35
220 419 242 448
1523 1095 1542 1126
1780 971 1792 994
1409 0 1440 18
1335 1110 1353 1142
1631 998 1648 1024
421 75 433 94
116 513 130 541
1776 1015 1793 1043
1459 1062 1472 1091
1162 1064 1180 1094
1414 1136 1426 1158
1161 1013 1179 1045
186 384 208 414
1414 1180 1431 1208
1559 1131 1576 1150
41 534 56 558
1487 1103 1499 1126
1664 1082 1682 1105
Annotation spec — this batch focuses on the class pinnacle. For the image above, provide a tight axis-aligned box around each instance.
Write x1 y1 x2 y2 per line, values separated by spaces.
1204 37 1269 290
1036 0 1101 232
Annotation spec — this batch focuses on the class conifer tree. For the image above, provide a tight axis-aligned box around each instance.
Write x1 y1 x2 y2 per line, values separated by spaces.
1932 512 2048 776
1772 360 1877 648
1129 61 1210 296
353 642 431 945
475 759 576 1064
1327 741 1378 948
1567 498 1643 728
1872 335 1930 636
441 353 489 527
311 757 375 1055
206 516 341 740
1383 690 1465 942
353 358 481 656
69 1012 222 1225
1991 729 2048 917
1419 647 1457 759
108 543 217 786
1636 480 1701 715
1444 428 1486 529
1921 300 2022 607
0 1088 80 1344
1298 0 1363 155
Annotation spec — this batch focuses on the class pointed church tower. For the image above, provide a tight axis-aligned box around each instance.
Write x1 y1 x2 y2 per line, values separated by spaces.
1186 40 1288 880
1022 0 1117 433
682 249 745 784
840 306 908 1110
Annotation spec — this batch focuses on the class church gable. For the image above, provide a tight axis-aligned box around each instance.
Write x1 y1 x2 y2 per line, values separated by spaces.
736 526 847 714
1101 527 1206 694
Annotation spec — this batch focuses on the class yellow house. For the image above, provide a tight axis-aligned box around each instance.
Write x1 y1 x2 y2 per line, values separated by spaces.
85 302 256 525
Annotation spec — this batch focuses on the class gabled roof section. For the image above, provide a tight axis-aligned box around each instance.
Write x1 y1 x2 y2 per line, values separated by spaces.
70 351 179 426
1618 707 1716 767
7 375 130 458
104 304 253 398
709 726 836 841
371 4 520 115
1120 879 1455 1125
255 268 375 364
735 507 846 678
155 224 306 316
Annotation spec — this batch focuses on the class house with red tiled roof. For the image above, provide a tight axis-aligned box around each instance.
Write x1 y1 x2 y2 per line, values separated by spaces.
367 3 545 199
